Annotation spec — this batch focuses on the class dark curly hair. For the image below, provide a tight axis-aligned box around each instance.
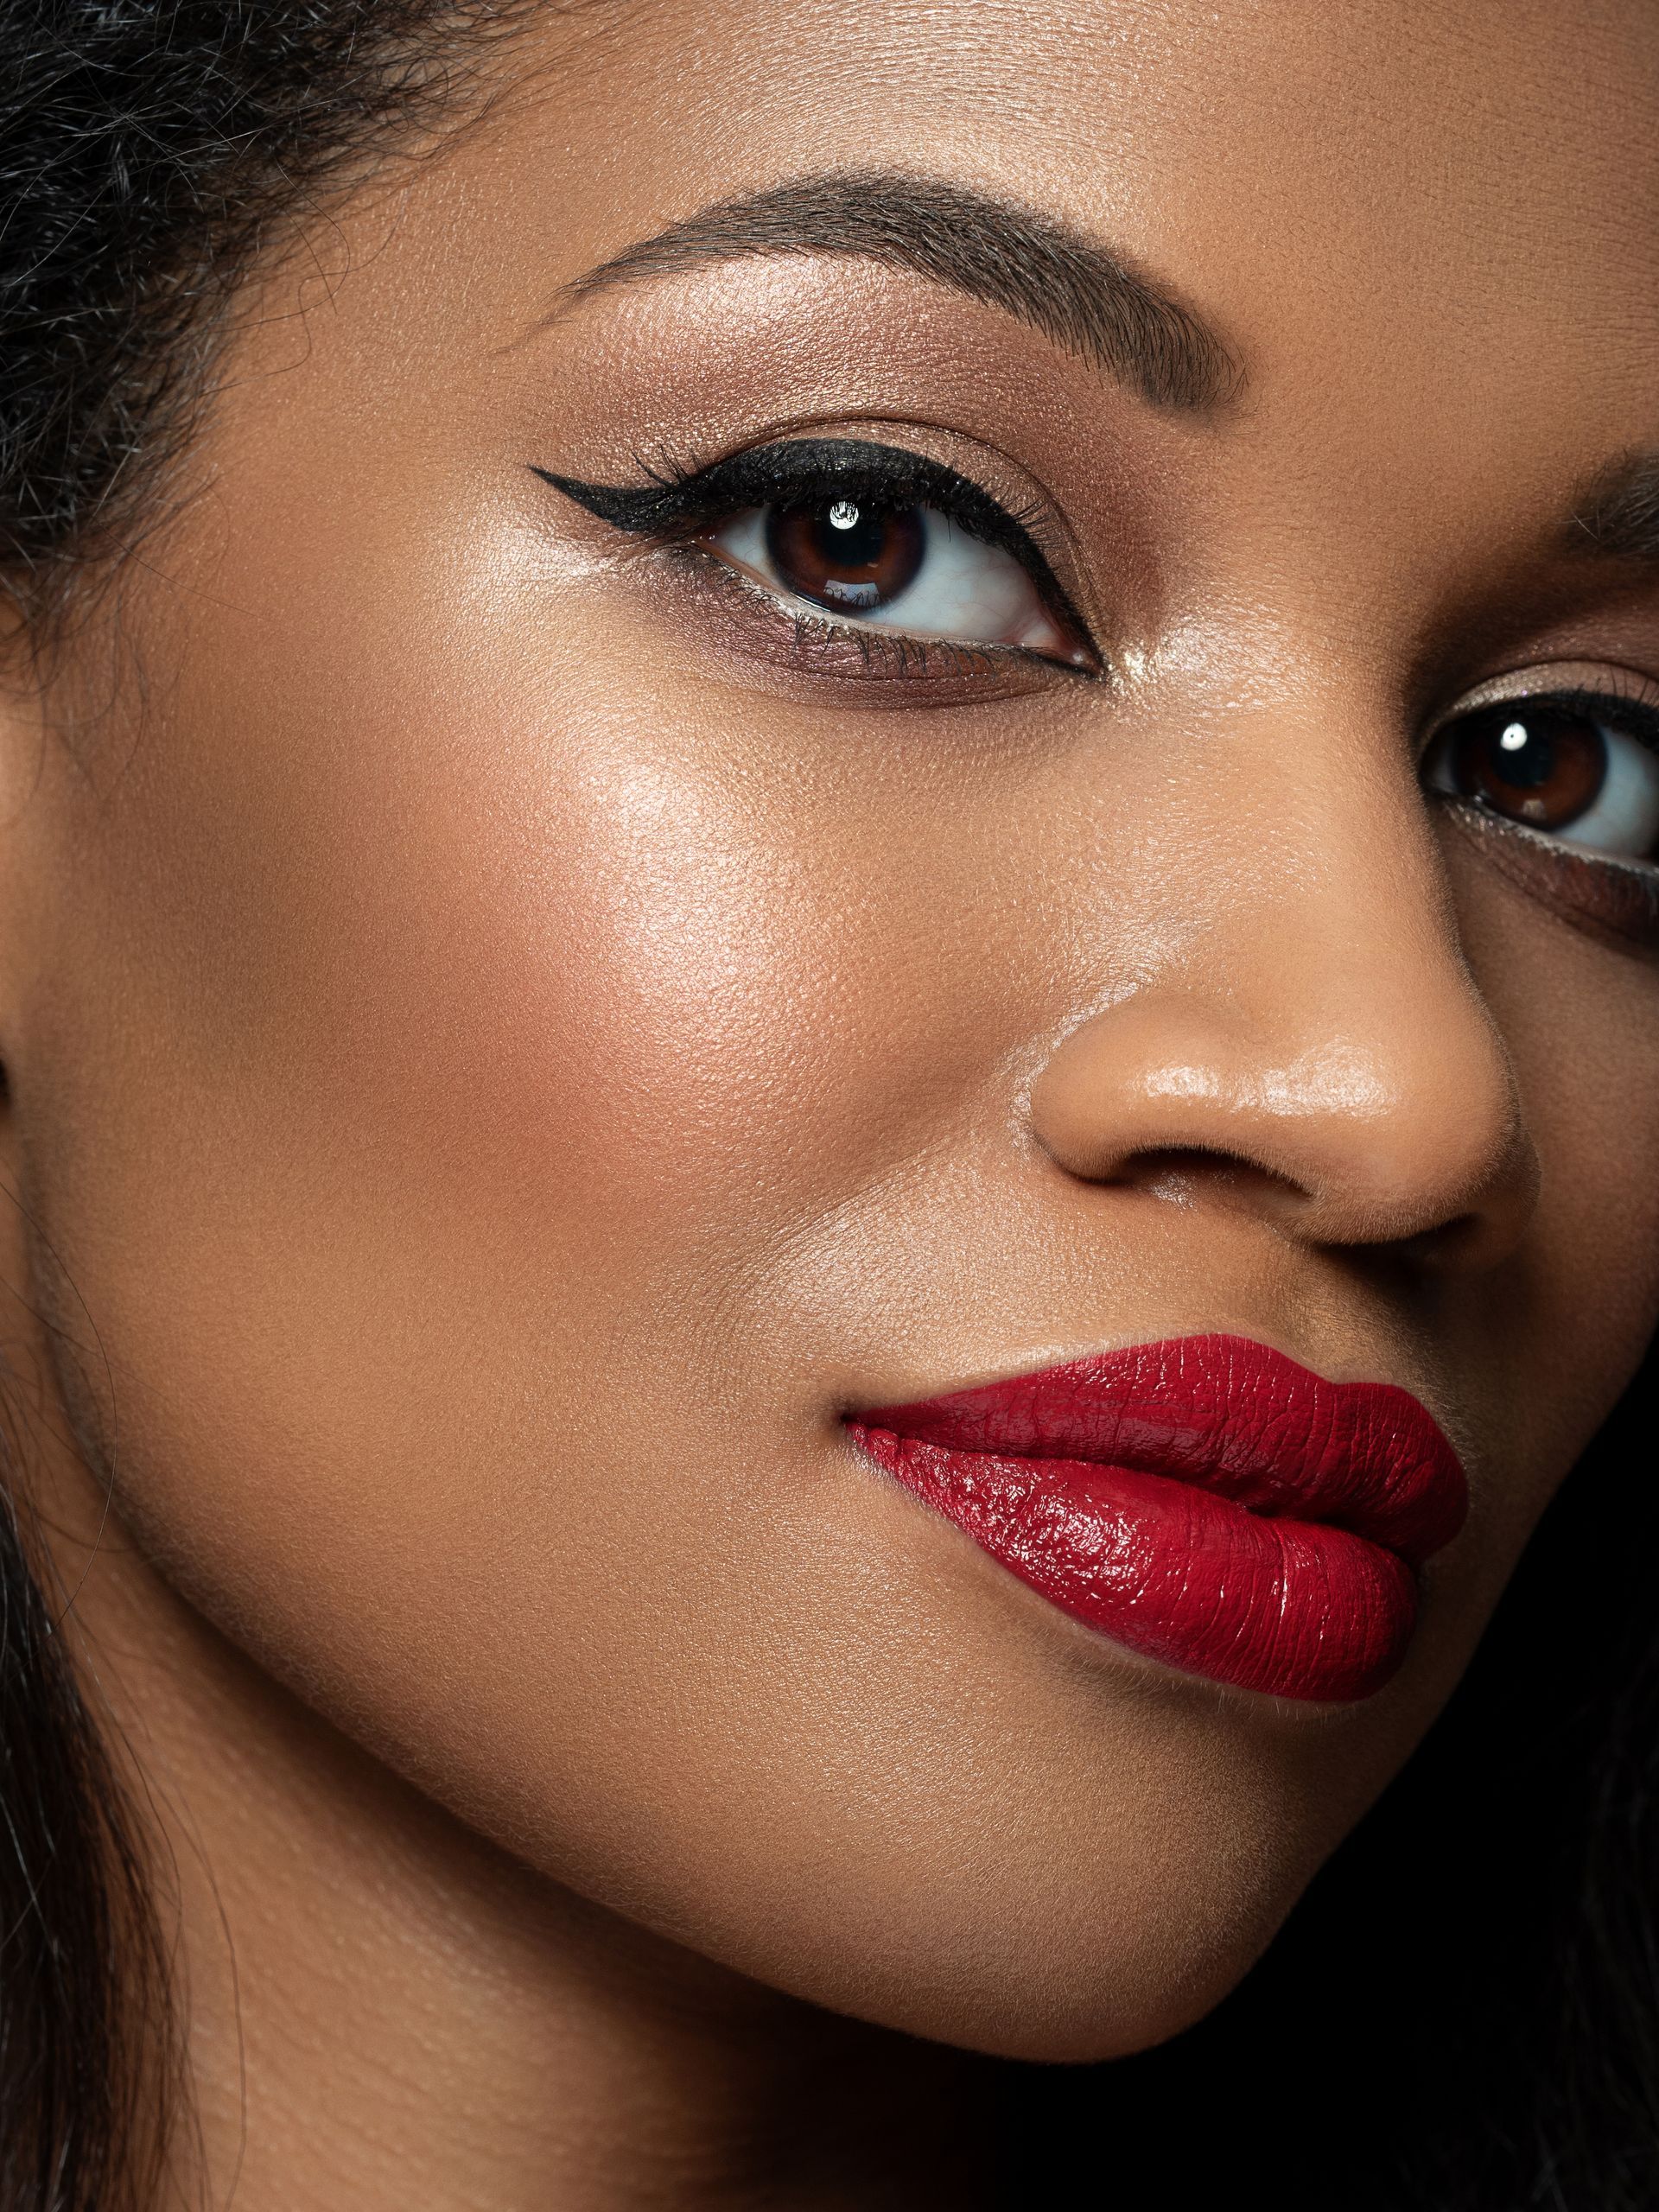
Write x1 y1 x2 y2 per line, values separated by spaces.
1 7 1656 2209
0 0 527 628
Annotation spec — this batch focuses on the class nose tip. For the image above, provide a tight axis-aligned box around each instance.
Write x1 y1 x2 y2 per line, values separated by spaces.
1029 986 1538 1268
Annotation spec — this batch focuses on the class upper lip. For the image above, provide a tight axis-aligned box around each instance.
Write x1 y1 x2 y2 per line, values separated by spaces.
853 1333 1467 1569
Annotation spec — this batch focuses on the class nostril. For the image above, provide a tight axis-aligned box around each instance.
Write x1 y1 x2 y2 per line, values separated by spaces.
1384 1211 1491 1272
1028 987 1537 1268
1043 1128 1531 1265
1384 1122 1541 1273
1089 1144 1313 1218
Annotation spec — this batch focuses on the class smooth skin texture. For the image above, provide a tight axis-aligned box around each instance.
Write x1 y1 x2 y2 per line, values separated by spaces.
3 0 1659 2204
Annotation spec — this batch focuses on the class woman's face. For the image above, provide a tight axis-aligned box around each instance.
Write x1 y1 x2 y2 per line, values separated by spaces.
6 0 1657 2059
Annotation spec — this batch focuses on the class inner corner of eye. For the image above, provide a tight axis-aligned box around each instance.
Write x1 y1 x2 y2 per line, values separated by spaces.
707 507 767 556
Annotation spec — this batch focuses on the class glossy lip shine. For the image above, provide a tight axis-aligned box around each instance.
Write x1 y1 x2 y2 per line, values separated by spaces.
848 1333 1468 1702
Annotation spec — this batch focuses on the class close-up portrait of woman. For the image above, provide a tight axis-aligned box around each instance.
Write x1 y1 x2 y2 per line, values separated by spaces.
2 2 1657 2205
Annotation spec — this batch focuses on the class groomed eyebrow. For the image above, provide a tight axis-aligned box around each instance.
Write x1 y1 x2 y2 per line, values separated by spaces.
1570 451 1659 563
558 170 1241 413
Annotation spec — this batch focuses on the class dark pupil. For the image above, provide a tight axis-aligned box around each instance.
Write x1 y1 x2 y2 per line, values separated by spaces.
765 498 925 613
1448 702 1608 830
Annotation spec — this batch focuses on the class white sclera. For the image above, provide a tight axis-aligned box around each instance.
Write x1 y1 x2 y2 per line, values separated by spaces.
1554 728 1659 857
713 506 1065 655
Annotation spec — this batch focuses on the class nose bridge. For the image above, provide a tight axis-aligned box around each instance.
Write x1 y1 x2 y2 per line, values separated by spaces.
1029 714 1535 1258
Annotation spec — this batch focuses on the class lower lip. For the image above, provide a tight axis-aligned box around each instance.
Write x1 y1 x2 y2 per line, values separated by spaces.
847 1344 1460 1703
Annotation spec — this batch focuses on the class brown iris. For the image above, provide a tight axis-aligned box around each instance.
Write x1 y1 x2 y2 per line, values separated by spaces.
764 498 925 613
1443 702 1608 830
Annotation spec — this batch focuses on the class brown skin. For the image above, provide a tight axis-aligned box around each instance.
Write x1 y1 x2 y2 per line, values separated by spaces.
3 0 1658 2203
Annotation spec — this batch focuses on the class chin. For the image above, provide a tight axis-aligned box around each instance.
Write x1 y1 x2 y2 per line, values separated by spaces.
735 1858 1302 2063
511 1692 1346 2067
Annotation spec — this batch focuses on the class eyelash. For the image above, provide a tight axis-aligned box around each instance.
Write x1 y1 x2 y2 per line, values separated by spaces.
1448 677 1659 753
537 451 1659 931
1429 679 1659 799
533 438 1100 678
1570 686 1659 760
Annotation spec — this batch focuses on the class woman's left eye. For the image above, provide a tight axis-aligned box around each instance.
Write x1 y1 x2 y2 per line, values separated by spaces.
707 496 1089 664
1423 693 1659 861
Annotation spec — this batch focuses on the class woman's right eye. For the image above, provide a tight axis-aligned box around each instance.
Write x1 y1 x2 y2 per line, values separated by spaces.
534 437 1102 677
1422 690 1659 861
707 495 1091 664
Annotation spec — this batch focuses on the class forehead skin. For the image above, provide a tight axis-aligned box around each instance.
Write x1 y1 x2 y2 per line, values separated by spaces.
535 0 1656 447
195 0 1659 746
6 0 1659 2090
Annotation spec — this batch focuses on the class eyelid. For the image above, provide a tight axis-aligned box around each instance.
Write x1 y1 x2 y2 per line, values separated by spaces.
537 439 1046 547
670 555 1067 689
1426 660 1659 742
531 437 1101 664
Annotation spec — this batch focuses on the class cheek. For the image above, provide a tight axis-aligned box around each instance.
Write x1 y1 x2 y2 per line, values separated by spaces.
48 626 920 1290
26 633 869 1478
18 610 990 1996
14 563 1387 2063
14 578 923 1797
1446 859 1659 1560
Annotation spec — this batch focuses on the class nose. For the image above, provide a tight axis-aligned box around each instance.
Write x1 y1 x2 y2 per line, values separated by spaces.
1027 744 1538 1269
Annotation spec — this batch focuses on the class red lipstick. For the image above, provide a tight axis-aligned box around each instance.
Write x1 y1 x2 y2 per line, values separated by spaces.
848 1334 1466 1701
